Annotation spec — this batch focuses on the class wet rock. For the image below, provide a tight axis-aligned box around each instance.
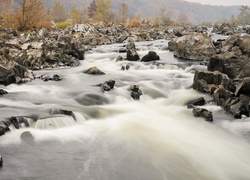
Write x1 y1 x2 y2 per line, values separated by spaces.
235 78 250 96
97 80 115 93
0 60 34 85
121 64 130 71
53 74 63 81
186 97 205 108
50 109 75 119
39 74 62 81
118 48 127 53
192 108 213 122
9 116 30 129
84 66 105 75
116 55 124 62
0 126 5 136
0 121 10 136
0 89 8 95
128 85 143 100
39 74 50 81
213 85 234 106
126 38 139 61
193 70 233 93
0 154 3 167
141 51 160 62
224 94 250 118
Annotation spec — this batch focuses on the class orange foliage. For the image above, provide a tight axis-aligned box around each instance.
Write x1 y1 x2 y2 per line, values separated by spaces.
2 0 52 30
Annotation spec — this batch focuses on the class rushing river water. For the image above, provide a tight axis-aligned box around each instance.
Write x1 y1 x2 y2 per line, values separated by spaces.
1 40 250 180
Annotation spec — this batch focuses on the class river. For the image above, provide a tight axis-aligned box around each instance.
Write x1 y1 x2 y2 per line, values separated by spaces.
0 39 250 180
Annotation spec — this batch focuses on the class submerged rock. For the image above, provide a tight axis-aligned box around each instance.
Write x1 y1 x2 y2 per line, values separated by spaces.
75 94 109 106
21 131 34 142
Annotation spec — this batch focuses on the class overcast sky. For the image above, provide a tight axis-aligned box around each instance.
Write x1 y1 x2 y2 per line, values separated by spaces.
184 0 250 6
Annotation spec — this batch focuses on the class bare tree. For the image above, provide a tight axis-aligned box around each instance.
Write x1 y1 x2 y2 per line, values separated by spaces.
118 2 129 24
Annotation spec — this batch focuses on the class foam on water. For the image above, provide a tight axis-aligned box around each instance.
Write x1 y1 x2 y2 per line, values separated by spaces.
1 39 250 180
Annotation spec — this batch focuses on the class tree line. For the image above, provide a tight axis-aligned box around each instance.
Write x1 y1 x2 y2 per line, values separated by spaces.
0 0 249 31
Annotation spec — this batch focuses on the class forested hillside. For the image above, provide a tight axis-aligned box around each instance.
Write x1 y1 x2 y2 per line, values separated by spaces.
43 0 240 24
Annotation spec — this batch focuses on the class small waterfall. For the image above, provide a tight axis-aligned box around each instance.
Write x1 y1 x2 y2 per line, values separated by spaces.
34 116 76 129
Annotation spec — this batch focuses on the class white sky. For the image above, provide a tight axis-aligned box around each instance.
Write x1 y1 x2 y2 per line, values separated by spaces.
184 0 250 6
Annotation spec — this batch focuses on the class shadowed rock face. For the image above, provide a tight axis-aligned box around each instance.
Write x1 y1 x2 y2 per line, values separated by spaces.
193 34 250 119
126 38 140 61
141 51 160 62
193 108 213 122
0 154 2 167
0 59 35 85
209 36 250 79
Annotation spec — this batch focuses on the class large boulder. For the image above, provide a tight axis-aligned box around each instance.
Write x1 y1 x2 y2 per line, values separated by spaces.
208 55 250 79
141 51 160 62
0 60 34 85
168 33 216 61
193 70 233 93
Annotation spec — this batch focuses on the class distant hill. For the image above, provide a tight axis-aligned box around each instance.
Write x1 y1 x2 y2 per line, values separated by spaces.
43 0 241 24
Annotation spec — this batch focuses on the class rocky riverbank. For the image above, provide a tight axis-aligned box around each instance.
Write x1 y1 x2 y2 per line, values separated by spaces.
0 23 249 125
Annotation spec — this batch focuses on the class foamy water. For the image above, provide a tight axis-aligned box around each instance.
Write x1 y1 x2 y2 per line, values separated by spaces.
0 40 250 180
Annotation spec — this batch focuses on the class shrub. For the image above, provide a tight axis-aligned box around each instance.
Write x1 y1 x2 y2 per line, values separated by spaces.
56 21 72 29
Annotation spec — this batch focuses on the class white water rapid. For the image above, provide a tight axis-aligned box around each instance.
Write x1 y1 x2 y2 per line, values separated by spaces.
0 40 250 180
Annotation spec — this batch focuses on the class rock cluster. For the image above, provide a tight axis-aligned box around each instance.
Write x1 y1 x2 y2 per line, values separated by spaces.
193 35 250 118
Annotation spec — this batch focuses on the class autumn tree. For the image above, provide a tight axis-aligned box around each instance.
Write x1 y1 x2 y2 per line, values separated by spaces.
50 0 68 22
126 14 144 28
88 0 97 18
80 7 90 23
176 12 189 25
0 0 12 24
118 2 129 24
2 0 49 30
0 0 12 13
158 8 174 26
71 9 80 24
93 0 113 23
238 6 250 24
